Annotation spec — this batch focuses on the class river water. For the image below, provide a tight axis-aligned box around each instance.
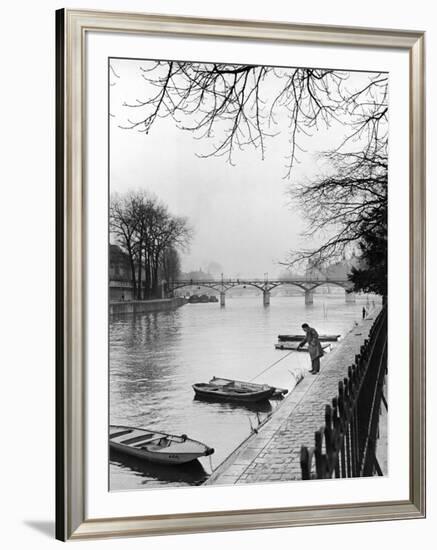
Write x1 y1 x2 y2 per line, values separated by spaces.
110 293 377 490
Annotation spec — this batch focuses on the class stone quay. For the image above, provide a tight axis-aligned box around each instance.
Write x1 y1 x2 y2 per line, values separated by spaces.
205 307 384 486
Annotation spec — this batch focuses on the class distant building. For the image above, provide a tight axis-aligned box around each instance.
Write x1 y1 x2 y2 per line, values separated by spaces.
109 244 131 281
179 268 215 281
109 244 135 301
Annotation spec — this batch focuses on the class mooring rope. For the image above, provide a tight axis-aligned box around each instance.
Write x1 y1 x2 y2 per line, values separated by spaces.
249 350 295 382
129 347 299 385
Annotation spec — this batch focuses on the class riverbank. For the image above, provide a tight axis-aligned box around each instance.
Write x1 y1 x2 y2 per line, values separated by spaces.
109 294 377 489
205 306 384 485
109 297 186 316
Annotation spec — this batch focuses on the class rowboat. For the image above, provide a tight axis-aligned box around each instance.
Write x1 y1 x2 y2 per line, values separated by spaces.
109 425 214 465
275 342 332 351
193 379 275 403
208 376 288 399
278 334 340 342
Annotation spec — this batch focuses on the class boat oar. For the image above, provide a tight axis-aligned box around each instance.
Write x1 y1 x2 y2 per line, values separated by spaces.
132 435 165 448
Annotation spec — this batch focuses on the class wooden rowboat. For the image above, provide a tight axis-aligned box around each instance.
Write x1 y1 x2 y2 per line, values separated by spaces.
208 376 288 399
193 380 275 403
110 425 214 465
278 334 340 342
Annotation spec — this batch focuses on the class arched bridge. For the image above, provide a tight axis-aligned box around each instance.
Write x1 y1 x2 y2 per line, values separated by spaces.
167 278 355 306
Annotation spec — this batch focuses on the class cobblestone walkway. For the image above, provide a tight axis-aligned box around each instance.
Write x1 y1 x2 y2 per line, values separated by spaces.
206 309 381 486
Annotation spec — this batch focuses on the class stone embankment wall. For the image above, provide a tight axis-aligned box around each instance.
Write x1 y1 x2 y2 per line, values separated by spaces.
206 308 382 485
109 297 186 316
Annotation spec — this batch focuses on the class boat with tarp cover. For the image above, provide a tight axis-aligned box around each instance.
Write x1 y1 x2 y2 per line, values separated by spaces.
275 342 332 351
277 334 340 342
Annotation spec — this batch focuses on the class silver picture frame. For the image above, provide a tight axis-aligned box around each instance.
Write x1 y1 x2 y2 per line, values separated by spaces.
56 9 426 541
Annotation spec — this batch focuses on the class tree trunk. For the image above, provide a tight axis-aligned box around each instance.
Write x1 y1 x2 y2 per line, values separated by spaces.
152 254 160 298
137 246 142 300
153 266 160 297
128 247 137 300
144 252 150 299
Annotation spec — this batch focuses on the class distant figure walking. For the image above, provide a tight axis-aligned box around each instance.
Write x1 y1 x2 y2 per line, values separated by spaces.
362 306 366 319
297 323 324 375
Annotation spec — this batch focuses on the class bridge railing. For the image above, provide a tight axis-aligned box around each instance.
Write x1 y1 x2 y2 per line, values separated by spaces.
169 277 350 283
168 278 352 290
300 307 387 479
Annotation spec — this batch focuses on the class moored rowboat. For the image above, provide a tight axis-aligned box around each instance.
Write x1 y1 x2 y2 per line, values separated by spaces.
208 376 288 399
110 425 214 465
192 380 275 403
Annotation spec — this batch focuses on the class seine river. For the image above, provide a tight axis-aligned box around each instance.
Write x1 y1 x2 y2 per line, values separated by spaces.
109 293 376 490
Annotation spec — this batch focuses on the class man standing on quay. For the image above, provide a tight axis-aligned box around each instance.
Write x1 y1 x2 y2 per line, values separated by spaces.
297 323 324 374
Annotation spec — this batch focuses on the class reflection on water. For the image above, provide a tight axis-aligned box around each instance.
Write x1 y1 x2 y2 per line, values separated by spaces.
110 293 377 490
193 395 273 413
110 449 209 487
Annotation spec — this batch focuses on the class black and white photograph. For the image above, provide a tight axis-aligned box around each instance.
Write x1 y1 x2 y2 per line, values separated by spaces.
1 0 431 546
108 58 388 490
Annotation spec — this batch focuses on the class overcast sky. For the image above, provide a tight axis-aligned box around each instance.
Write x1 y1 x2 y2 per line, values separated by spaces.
109 59 377 278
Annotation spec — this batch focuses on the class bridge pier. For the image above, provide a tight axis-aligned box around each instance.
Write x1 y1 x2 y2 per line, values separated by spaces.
220 291 226 307
263 290 270 306
305 289 314 305
345 290 356 303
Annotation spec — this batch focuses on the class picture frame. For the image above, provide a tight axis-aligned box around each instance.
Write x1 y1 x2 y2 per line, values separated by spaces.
56 8 426 541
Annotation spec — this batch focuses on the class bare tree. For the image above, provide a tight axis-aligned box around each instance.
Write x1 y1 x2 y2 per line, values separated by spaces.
120 63 353 173
110 190 192 299
146 202 192 297
284 142 387 268
110 192 140 297
117 61 388 283
160 247 182 285
119 62 387 176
